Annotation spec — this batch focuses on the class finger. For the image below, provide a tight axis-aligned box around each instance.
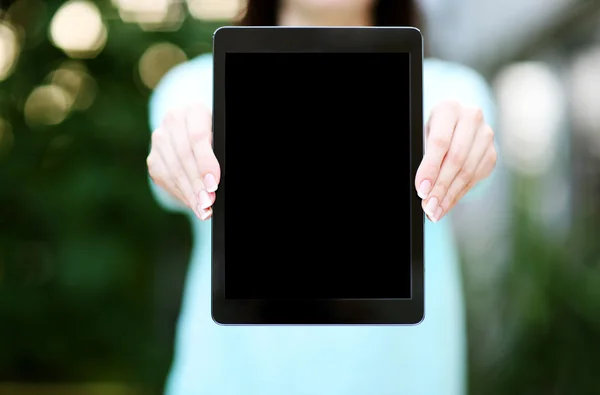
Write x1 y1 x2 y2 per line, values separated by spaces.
433 144 497 222
423 171 471 223
424 176 469 222
424 108 483 221
197 190 217 213
423 199 440 223
439 124 492 214
163 111 206 203
147 150 186 204
185 106 221 193
415 101 461 199
153 127 199 216
200 207 213 220
475 140 497 181
196 196 214 220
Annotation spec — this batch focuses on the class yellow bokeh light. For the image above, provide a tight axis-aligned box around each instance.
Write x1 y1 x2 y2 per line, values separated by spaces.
187 0 242 20
24 85 72 127
49 61 97 111
114 0 170 22
112 0 183 31
139 5 184 32
0 21 20 81
49 0 107 58
138 42 187 89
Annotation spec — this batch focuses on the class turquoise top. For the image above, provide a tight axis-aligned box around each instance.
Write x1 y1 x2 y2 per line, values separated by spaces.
149 53 496 395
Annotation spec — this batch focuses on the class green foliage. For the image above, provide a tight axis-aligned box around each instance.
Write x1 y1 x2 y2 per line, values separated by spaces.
467 177 600 395
0 2 221 390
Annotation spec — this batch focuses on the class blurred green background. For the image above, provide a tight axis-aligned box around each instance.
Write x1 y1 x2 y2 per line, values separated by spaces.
1 0 600 394
0 1 223 392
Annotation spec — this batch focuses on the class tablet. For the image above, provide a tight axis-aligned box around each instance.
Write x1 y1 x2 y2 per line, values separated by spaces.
211 26 424 325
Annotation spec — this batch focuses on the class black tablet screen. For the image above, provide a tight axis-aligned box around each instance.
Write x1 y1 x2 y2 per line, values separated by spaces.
224 52 411 300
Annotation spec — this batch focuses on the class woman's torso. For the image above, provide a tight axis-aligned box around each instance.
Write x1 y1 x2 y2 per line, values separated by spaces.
167 217 465 395
151 54 494 395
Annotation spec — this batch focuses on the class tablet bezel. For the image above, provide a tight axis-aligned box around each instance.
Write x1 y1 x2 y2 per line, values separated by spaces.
212 26 424 325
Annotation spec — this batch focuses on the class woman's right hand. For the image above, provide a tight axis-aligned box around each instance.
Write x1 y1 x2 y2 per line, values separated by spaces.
146 104 221 220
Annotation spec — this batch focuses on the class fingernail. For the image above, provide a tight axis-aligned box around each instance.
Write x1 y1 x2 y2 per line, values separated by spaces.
198 189 212 210
424 197 438 217
204 173 218 192
417 180 431 199
433 206 443 222
198 207 212 220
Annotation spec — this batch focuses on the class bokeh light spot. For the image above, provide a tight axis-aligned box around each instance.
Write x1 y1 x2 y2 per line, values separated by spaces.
49 61 98 111
138 42 187 90
112 0 183 30
495 62 565 176
24 85 72 126
0 21 20 81
49 0 107 58
113 0 169 21
186 0 242 21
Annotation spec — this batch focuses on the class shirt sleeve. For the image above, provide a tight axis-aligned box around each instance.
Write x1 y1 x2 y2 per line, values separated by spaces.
424 59 498 202
147 54 214 213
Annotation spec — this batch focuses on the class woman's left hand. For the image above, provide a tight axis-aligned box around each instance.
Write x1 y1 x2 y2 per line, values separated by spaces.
415 100 497 222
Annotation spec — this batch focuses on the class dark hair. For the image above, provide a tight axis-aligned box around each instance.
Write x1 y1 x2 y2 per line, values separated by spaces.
238 0 423 29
